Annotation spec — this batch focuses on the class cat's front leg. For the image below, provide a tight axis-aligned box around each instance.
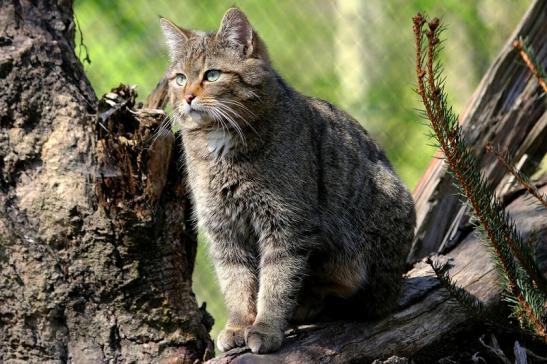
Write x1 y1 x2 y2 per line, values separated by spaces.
245 223 315 354
215 260 257 352
208 231 258 352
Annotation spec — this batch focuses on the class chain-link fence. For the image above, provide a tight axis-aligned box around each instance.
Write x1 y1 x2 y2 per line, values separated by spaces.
74 0 532 339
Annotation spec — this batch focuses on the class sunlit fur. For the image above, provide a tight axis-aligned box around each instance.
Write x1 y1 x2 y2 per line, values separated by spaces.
161 8 416 354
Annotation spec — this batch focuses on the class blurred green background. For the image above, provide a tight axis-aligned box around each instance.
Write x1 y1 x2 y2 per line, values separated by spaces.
74 0 531 341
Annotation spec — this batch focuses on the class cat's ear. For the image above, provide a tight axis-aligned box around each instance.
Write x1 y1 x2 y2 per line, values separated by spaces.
217 8 254 56
159 17 191 60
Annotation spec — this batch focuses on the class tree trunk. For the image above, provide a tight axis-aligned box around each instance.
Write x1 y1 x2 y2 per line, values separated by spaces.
0 1 212 363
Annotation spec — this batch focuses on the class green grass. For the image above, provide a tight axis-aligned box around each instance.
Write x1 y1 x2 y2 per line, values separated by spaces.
193 233 226 340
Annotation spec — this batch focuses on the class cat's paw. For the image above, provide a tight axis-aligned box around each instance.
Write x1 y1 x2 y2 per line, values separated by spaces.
244 322 284 354
217 325 247 352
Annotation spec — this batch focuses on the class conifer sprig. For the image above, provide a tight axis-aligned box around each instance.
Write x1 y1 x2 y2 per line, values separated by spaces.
485 143 547 209
413 13 546 339
513 37 547 93
426 257 486 318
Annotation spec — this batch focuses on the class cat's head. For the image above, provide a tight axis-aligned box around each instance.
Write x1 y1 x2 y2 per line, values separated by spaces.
160 8 271 132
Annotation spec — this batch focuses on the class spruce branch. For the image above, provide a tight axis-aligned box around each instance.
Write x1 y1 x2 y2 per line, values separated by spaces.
485 144 547 208
513 37 547 93
413 13 547 339
426 257 486 319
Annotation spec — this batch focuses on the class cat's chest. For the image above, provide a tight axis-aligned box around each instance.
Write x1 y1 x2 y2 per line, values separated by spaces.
184 130 263 226
190 157 256 211
190 163 257 235
206 129 233 158
210 163 255 201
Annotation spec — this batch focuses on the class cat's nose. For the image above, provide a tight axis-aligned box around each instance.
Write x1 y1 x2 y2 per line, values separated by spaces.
184 94 195 104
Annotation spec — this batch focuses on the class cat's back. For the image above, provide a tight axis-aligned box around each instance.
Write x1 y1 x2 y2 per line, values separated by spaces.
298 95 414 226
302 97 387 165
299 96 390 178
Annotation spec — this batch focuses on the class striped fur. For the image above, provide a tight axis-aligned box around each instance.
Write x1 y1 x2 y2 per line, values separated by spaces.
160 8 416 354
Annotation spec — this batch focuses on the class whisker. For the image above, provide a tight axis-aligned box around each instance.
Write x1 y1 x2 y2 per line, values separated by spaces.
214 105 246 145
248 90 262 102
208 108 229 136
206 105 233 142
206 107 236 158
220 99 257 117
215 101 261 140
149 112 174 147
214 106 246 146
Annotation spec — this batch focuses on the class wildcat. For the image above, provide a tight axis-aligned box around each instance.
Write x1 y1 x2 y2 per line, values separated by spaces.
160 8 416 354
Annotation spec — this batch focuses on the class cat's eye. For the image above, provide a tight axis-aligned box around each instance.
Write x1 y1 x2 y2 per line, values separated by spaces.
204 69 221 82
175 74 187 86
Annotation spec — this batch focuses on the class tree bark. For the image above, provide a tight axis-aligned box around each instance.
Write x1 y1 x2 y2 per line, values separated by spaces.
0 1 212 363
